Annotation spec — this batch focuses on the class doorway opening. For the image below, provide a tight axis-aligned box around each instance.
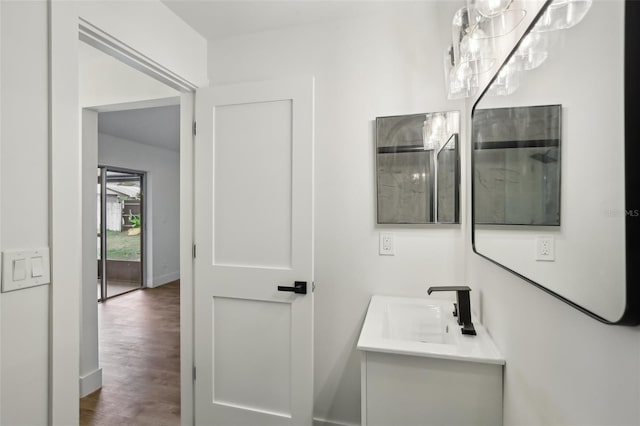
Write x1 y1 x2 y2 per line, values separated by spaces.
97 167 145 300
79 39 184 425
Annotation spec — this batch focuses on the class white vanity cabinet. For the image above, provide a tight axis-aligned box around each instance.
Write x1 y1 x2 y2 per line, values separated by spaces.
358 295 505 426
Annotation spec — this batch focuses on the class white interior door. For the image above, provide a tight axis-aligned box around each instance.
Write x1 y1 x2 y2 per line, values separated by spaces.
194 78 314 426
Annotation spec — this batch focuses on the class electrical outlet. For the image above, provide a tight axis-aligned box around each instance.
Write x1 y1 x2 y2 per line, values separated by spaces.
379 232 395 256
535 236 555 261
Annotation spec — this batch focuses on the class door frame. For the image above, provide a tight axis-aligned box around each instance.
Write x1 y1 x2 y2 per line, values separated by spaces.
50 5 198 425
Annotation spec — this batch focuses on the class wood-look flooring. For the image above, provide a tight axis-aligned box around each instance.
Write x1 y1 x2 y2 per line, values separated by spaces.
97 279 143 299
80 281 180 426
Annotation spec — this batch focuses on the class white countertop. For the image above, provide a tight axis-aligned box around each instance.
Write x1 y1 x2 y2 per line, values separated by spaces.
357 295 505 365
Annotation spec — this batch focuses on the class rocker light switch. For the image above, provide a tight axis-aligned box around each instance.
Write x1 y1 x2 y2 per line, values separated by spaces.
31 257 44 277
12 259 26 281
2 248 50 293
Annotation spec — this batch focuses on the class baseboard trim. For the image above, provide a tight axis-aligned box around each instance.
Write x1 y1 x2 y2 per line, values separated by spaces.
150 271 180 288
79 368 102 397
313 417 359 426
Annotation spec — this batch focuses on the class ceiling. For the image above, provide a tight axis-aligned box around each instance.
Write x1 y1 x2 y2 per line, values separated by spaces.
99 106 181 152
162 0 387 41
94 1 385 151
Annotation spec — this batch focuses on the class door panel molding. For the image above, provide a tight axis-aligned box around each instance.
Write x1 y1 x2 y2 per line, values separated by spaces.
194 77 315 426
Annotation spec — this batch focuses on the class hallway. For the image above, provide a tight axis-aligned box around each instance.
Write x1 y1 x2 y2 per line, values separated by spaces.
80 281 180 425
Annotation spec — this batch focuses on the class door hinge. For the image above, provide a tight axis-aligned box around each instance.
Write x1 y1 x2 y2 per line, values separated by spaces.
193 244 197 258
192 121 197 136
193 366 196 381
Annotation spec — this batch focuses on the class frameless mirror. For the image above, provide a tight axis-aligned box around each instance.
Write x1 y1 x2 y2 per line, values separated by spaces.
472 0 640 324
376 111 460 224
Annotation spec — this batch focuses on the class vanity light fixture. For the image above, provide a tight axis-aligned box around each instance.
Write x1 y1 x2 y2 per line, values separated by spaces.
446 7 497 100
444 0 592 99
445 2 524 100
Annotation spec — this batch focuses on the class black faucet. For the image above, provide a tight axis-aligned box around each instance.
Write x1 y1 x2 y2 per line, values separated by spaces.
427 286 476 336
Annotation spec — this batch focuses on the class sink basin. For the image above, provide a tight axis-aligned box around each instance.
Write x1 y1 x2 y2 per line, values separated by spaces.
358 295 504 364
382 299 456 345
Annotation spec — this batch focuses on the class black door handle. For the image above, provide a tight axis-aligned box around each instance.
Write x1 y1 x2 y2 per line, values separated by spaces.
277 281 307 294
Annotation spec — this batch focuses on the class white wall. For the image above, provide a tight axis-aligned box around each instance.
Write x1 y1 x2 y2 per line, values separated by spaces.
0 1 50 424
208 3 464 424
466 0 640 424
99 133 180 288
79 41 179 109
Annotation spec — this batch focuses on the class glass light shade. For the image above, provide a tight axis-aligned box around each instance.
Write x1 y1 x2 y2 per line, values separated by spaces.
460 33 494 62
447 58 495 100
452 7 471 65
469 9 527 39
447 62 477 100
422 113 447 150
469 0 513 18
512 32 549 70
487 58 521 96
422 112 460 151
445 111 460 136
533 0 592 32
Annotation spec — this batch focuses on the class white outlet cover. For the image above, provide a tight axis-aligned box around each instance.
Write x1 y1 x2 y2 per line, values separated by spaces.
535 236 555 261
379 232 395 256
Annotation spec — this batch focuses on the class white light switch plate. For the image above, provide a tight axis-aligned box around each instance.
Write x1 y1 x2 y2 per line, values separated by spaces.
2 248 50 293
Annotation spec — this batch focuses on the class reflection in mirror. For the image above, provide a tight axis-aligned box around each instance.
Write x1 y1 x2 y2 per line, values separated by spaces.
474 105 561 226
471 0 638 323
376 111 460 224
437 134 459 223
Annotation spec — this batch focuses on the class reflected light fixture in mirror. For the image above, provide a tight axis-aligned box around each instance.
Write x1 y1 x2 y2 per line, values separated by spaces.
487 58 521 96
469 9 528 39
423 111 460 224
512 32 550 70
468 0 526 39
532 0 593 32
422 112 460 152
471 0 513 17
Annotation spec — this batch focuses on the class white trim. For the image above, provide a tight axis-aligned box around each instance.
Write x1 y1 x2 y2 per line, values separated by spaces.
50 2 82 424
360 351 367 426
313 418 359 426
50 9 198 425
78 18 198 93
79 368 102 398
86 96 180 113
150 271 180 288
179 91 195 426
